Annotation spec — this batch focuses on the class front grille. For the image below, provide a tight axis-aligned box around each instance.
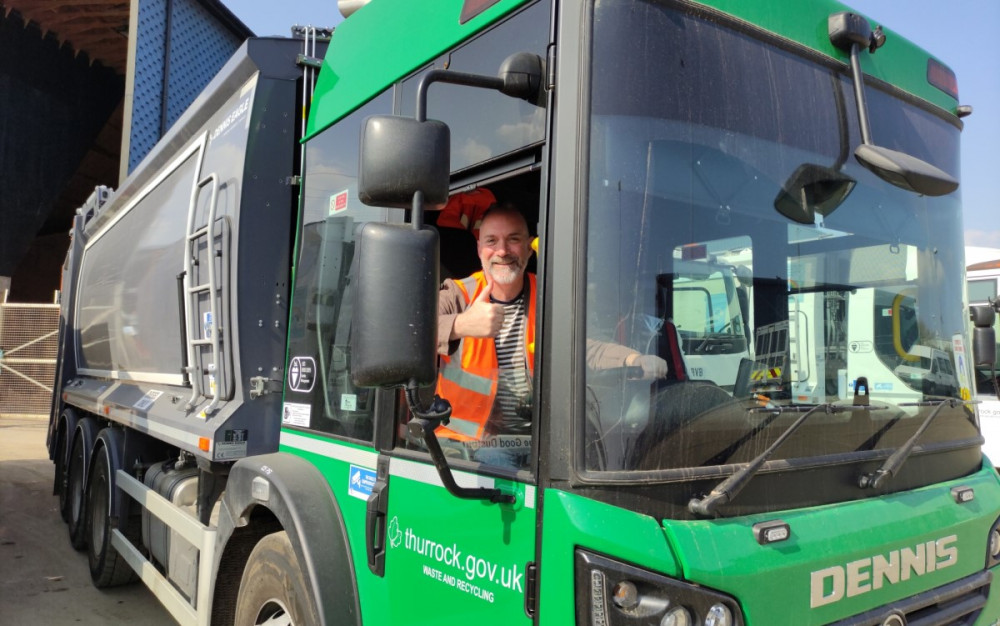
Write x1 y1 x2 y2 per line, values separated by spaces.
831 570 992 626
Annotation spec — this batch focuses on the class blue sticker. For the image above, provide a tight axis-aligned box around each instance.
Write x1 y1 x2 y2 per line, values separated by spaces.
348 465 377 500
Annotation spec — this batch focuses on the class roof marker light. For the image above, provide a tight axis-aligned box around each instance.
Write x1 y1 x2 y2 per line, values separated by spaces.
927 58 958 100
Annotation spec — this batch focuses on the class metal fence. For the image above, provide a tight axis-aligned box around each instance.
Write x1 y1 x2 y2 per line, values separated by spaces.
0 292 60 417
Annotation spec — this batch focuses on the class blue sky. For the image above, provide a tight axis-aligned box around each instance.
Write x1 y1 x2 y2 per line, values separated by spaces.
227 1 1000 248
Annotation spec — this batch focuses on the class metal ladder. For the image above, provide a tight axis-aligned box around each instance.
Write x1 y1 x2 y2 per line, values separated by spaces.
182 133 224 415
292 25 333 143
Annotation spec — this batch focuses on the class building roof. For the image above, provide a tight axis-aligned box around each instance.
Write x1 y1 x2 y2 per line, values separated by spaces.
2 1 130 73
1 0 251 75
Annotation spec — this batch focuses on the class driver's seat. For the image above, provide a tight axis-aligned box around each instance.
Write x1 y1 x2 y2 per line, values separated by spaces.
661 320 687 382
628 321 731 469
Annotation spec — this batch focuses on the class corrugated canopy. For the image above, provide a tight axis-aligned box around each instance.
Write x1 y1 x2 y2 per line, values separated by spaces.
1 0 130 73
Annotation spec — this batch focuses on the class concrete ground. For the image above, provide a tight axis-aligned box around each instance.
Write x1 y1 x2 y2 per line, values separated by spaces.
0 415 176 625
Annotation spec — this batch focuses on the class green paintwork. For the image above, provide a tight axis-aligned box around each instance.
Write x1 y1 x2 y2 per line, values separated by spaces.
287 1 986 624
280 431 536 624
305 0 531 139
665 463 1000 623
538 466 1000 624
379 470 535 624
278 435 391 623
308 0 958 140
538 490 685 621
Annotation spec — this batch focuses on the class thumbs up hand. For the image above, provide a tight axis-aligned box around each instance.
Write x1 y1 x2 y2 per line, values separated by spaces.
453 273 505 338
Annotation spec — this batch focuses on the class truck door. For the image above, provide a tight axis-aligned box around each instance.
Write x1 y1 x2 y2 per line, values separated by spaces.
369 177 543 624
372 430 537 623
360 3 551 619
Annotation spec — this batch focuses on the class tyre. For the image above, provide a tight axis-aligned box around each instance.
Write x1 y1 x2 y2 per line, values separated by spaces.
66 435 89 550
86 448 138 587
54 428 70 523
234 531 319 626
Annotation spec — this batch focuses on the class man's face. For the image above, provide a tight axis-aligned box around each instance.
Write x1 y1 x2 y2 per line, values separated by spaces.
477 212 530 285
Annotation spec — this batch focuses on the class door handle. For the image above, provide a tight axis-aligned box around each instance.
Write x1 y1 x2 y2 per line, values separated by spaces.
365 458 390 576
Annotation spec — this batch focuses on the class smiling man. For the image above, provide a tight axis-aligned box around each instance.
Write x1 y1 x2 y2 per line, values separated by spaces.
435 202 666 462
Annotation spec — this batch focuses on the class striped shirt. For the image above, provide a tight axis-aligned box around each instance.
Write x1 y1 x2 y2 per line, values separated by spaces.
491 292 532 434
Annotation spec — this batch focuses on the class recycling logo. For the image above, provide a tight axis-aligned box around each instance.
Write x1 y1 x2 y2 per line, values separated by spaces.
388 516 403 548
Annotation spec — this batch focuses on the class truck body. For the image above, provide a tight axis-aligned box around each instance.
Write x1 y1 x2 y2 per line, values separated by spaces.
48 1 1000 625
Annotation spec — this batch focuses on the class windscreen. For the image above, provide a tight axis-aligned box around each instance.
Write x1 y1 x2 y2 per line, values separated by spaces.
582 0 978 476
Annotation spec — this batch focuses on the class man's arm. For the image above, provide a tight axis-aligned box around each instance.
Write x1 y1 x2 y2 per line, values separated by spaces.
438 280 466 355
438 273 506 356
586 339 669 379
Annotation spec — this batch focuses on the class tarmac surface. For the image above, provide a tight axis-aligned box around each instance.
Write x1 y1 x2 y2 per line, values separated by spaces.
0 415 176 625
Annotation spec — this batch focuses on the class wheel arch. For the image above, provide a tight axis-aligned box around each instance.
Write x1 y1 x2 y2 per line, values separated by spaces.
211 452 361 626
50 406 80 465
51 406 80 497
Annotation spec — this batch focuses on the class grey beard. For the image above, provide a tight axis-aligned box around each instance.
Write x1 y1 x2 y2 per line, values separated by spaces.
487 260 522 284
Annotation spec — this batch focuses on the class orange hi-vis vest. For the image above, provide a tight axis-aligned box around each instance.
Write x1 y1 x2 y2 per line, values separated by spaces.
436 271 536 441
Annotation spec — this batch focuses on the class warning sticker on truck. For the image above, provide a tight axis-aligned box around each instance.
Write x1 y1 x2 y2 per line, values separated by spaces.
282 402 311 427
348 465 376 500
288 356 316 392
216 429 248 460
133 390 163 412
329 189 349 216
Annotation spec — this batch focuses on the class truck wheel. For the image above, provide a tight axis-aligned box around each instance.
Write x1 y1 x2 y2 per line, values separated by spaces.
66 435 89 550
234 531 319 626
86 449 137 587
54 428 70 522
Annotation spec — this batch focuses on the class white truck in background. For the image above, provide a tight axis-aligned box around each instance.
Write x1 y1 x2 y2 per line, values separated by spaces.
966 246 1000 466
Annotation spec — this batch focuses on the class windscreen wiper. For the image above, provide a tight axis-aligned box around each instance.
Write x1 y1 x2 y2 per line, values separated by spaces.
689 403 882 517
858 398 965 490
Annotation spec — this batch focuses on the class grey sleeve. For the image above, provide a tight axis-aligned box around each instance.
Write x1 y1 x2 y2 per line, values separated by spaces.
585 338 638 371
438 280 467 355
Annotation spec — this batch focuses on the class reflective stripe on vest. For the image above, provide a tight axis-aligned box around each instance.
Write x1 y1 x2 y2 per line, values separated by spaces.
436 271 535 441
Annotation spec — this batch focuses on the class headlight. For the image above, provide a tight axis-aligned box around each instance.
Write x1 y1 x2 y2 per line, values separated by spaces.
661 607 692 626
575 550 744 626
988 515 1000 568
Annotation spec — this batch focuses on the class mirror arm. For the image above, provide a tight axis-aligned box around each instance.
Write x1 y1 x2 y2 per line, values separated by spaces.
409 69 510 229
846 42 874 146
416 69 505 122
404 385 516 504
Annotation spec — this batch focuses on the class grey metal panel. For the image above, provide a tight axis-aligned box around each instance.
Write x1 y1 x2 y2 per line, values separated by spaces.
77 145 199 379
100 38 304 239
77 68 259 384
65 38 307 461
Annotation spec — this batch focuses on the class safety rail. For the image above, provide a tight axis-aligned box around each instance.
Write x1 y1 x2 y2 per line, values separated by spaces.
112 471 216 626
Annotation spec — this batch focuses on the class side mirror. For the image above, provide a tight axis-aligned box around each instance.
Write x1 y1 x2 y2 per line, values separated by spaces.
829 12 958 197
971 304 997 368
498 52 544 105
358 116 450 209
351 222 439 387
854 144 957 197
774 163 856 224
